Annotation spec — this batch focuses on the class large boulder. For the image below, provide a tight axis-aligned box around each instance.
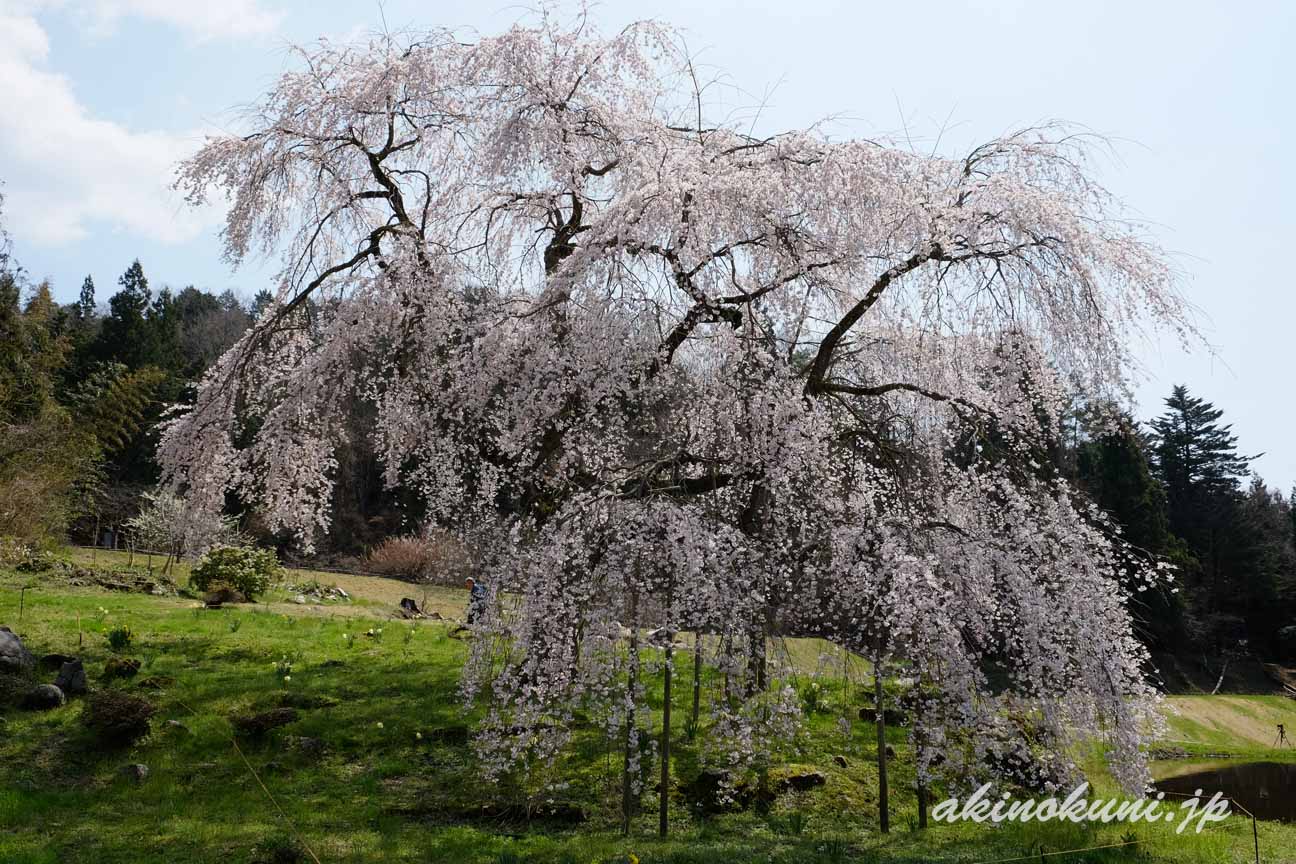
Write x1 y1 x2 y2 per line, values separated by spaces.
82 690 156 745
39 653 77 671
0 627 35 675
53 660 87 697
22 684 66 710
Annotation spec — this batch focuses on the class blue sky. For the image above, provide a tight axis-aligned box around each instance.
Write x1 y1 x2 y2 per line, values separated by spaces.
1 0 1292 488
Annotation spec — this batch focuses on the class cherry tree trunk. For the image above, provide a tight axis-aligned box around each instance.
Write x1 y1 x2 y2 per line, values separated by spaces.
621 590 640 835
689 632 703 741
875 662 889 834
659 639 672 837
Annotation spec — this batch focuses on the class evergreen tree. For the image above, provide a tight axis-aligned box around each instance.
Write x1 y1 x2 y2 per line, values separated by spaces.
1147 386 1264 657
77 275 96 320
1149 384 1252 508
1075 410 1184 649
96 260 154 369
250 289 274 318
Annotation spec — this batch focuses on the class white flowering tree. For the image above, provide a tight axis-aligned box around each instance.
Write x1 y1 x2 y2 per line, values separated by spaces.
161 12 1188 827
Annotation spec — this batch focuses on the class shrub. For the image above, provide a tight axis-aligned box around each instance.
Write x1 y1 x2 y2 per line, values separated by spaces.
82 690 155 745
190 546 280 601
103 656 141 680
105 623 134 652
365 531 471 584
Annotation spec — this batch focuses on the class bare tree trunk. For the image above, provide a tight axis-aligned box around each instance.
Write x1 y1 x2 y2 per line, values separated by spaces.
915 697 928 830
1211 658 1229 695
689 631 703 741
621 589 640 836
660 636 672 837
721 632 732 706
875 659 889 834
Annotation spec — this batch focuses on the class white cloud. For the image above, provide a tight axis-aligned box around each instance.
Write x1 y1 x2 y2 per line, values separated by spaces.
0 0 284 41
75 0 284 41
0 8 220 246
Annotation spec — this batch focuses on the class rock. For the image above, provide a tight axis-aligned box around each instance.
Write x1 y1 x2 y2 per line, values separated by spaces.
230 707 299 738
39 653 77 671
118 763 149 784
103 657 141 680
422 725 469 745
335 588 349 599
779 771 826 792
82 691 156 745
204 584 247 605
291 595 308 605
0 627 35 675
832 754 849 769
137 675 175 690
285 735 326 757
22 683 66 710
53 659 87 696
857 706 907 726
684 769 754 814
277 692 339 710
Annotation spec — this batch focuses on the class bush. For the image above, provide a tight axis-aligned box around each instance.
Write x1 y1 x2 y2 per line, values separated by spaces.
365 531 471 584
82 690 155 745
105 623 134 652
190 546 280 601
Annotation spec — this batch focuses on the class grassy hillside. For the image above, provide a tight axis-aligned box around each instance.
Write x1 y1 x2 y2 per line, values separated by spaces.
1161 694 1296 756
2 553 1295 863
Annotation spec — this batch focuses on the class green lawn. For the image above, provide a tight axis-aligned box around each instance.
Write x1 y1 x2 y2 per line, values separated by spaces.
2 554 1294 863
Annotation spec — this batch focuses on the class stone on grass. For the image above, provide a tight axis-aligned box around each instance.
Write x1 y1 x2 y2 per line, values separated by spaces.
779 771 827 793
284 735 326 757
53 660 87 697
21 683 65 710
103 657 141 680
231 707 299 738
204 583 248 605
0 627 35 675
137 675 175 691
118 763 150 784
82 690 156 745
39 653 77 671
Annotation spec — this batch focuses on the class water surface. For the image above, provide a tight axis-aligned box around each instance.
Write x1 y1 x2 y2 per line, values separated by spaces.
1152 761 1296 823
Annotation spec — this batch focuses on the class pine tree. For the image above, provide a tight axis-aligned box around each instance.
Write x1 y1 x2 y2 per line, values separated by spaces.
77 275 96 320
96 260 153 369
1149 385 1252 505
1147 386 1263 657
1075 410 1183 649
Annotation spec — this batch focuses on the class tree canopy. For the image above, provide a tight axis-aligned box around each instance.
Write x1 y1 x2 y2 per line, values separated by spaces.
158 16 1199 792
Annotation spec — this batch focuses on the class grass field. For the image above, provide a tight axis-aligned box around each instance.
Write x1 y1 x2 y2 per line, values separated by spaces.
2 550 1295 863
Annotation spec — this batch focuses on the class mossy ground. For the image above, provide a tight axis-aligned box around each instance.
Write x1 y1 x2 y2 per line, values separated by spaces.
2 550 1294 862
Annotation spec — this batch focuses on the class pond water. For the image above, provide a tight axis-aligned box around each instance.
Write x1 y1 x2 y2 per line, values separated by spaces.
1152 761 1296 823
